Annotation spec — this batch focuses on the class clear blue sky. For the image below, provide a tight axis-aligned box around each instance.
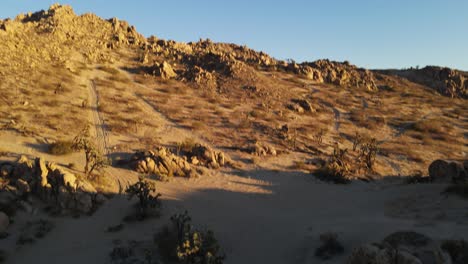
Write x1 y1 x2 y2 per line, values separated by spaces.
2 0 467 70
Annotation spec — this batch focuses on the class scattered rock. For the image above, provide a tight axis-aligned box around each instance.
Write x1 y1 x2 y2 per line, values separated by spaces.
251 142 277 156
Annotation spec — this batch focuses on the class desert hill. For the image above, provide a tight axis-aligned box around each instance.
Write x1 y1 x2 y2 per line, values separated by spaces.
0 4 467 264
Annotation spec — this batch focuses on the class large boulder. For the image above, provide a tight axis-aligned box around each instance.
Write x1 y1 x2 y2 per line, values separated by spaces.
429 159 467 183
152 61 177 80
35 158 49 188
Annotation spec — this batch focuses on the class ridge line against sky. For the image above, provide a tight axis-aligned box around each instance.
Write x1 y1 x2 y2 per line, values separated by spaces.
1 0 467 71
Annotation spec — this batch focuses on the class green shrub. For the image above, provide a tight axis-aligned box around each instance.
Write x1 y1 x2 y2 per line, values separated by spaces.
156 211 225 264
48 141 75 155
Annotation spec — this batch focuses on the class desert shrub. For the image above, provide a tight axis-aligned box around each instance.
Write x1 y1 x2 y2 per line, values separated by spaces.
315 232 344 260
314 144 351 184
177 138 197 154
72 126 108 177
313 128 327 144
125 176 161 220
156 211 225 264
441 240 468 263
191 121 205 130
48 140 75 155
356 137 379 171
411 119 445 134
352 132 364 151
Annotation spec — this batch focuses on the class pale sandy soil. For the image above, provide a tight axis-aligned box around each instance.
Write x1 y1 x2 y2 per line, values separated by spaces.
1 130 467 264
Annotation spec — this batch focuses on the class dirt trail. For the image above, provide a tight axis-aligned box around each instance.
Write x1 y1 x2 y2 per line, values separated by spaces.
87 79 109 155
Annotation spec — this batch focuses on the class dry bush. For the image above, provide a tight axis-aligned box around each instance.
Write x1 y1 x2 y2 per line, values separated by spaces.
191 121 205 130
177 138 197 154
411 118 446 134
314 145 351 184
48 140 75 155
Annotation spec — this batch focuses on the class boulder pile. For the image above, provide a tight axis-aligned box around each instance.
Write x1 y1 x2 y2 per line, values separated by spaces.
151 61 177 80
129 144 231 180
414 66 467 99
349 231 453 264
0 155 103 215
298 60 378 91
129 147 196 180
250 142 277 156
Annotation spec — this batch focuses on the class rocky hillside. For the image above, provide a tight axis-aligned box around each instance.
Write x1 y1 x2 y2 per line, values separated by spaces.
380 66 468 99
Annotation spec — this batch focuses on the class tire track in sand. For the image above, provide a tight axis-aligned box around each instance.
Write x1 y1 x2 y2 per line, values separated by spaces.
87 79 109 156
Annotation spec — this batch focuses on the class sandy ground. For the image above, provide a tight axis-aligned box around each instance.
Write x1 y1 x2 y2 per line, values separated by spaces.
1 67 467 264
1 129 468 263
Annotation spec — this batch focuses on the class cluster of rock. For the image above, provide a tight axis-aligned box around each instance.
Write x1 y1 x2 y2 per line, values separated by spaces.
292 60 378 91
287 98 316 114
150 61 177 80
129 145 230 180
250 142 277 156
409 67 467 99
349 231 454 264
428 159 467 183
0 155 104 215
0 4 145 80
129 147 196 180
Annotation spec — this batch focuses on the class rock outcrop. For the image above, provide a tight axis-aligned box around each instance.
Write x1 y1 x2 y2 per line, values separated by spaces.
299 60 378 91
0 156 102 214
349 231 453 264
151 61 177 80
399 67 468 99
129 147 196 180
129 144 231 180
